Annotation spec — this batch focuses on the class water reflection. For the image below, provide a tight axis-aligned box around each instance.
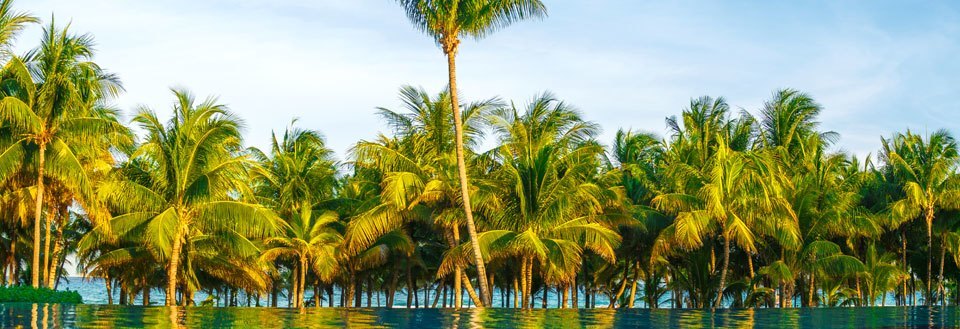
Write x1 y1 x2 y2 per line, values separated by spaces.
7 304 960 328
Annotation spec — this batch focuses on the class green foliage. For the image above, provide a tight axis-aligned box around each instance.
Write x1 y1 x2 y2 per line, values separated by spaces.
0 286 82 304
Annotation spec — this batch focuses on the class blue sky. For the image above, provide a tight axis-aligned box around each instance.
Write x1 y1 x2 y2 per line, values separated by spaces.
17 0 960 160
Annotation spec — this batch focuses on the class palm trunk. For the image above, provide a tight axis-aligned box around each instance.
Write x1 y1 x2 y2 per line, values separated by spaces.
525 257 534 309
513 276 519 308
902 229 908 306
714 236 731 309
561 283 569 308
572 279 578 309
542 285 548 308
938 234 946 306
105 276 113 305
520 257 528 309
926 207 934 306
406 264 413 308
42 210 53 287
143 283 151 306
346 270 357 309
7 240 15 285
627 262 640 308
45 214 63 289
609 268 630 309
31 143 45 288
444 45 489 308
166 226 183 306
462 272 483 307
298 256 307 308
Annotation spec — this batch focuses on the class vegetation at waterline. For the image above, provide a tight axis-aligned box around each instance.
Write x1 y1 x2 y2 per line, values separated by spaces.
0 286 82 304
0 0 958 310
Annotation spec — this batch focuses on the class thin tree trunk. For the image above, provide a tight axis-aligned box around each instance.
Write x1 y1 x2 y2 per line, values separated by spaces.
432 283 442 308
627 262 640 308
520 258 528 309
714 236 731 309
406 264 413 308
45 217 63 289
561 283 569 308
7 240 15 285
444 45 489 307
143 283 150 306
31 144 45 288
42 210 53 287
526 258 534 309
105 277 113 305
513 276 519 308
902 229 908 306
302 257 309 308
542 285 548 308
368 277 374 307
166 226 183 306
572 276 578 309
938 234 946 306
926 206 934 306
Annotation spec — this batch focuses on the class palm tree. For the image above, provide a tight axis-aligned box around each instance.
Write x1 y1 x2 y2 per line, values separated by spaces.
0 21 126 288
251 124 340 308
884 129 960 305
260 209 341 308
395 0 547 306
96 89 279 305
451 93 621 309
348 86 496 308
0 0 37 58
654 138 798 309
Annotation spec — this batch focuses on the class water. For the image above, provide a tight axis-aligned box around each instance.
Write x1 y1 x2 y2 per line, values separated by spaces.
4 303 960 328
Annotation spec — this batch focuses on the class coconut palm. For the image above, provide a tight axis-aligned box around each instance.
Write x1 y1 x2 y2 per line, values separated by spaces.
0 21 126 288
445 94 622 309
0 0 36 58
95 89 280 305
395 0 547 306
347 86 496 308
250 124 339 308
884 129 960 305
654 138 798 309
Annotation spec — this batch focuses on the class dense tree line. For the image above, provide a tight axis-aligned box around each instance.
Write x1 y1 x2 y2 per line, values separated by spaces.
1 0 958 309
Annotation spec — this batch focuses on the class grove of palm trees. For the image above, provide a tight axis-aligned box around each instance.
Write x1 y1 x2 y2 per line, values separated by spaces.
3 0 960 312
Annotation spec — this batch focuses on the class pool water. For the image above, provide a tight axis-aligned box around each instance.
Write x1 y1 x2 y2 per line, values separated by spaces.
3 303 960 328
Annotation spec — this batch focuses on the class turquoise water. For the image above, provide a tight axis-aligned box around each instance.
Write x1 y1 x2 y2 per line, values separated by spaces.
3 303 960 328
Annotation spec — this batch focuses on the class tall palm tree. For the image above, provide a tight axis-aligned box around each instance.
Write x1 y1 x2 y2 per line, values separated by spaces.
0 21 125 288
96 89 279 305
884 129 960 305
395 0 547 306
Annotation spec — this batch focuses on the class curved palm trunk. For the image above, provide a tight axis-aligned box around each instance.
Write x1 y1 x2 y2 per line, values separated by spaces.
444 44 489 308
31 144 45 288
461 272 483 307
714 236 731 309
627 262 640 308
609 268 630 309
166 228 183 306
